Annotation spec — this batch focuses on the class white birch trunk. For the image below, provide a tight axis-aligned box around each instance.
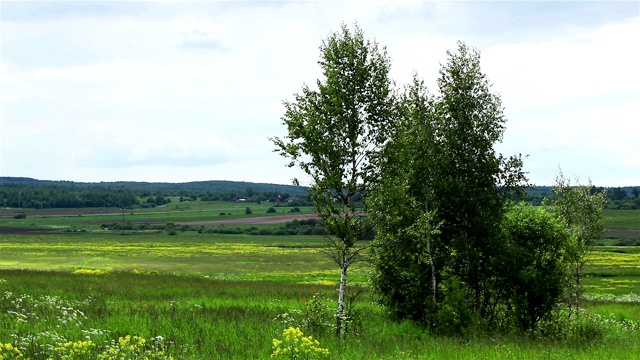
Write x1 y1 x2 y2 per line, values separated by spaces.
336 253 349 336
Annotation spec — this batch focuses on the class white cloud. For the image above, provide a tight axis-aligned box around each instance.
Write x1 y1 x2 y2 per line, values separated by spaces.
1 2 638 186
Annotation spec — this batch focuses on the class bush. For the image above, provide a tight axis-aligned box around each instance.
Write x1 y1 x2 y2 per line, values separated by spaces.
533 308 640 345
615 238 640 246
274 293 334 336
245 207 252 215
311 227 328 236
434 276 475 336
13 213 27 219
500 205 570 332
266 207 277 214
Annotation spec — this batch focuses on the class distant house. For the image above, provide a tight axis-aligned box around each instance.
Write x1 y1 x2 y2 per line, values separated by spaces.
235 198 247 202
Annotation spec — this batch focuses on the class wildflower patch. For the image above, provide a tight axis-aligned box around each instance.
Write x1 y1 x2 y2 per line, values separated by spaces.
271 327 329 359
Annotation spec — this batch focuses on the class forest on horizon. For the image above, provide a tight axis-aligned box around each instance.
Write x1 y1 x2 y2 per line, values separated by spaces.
0 176 638 210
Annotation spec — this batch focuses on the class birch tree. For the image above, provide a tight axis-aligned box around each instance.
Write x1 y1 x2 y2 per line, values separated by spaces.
369 76 442 326
370 43 528 330
271 23 395 336
550 170 607 311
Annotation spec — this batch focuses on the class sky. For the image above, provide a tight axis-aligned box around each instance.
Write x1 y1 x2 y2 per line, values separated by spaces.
1 1 638 187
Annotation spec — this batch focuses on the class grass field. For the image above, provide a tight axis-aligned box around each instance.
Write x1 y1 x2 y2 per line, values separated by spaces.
603 210 640 229
1 204 639 359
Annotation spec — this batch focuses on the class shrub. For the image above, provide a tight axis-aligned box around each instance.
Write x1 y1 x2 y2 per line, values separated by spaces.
500 205 570 332
245 207 252 215
534 308 639 345
434 276 475 336
274 293 335 336
615 238 640 246
266 207 277 214
311 227 328 236
300 219 318 226
13 213 27 219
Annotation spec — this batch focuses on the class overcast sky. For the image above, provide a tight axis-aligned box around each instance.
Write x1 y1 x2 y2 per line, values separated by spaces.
1 1 638 187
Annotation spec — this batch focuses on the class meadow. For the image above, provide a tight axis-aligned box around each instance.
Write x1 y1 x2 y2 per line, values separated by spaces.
1 202 639 359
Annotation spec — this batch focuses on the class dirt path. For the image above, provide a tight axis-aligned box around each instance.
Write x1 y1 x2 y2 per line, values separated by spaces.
178 214 318 227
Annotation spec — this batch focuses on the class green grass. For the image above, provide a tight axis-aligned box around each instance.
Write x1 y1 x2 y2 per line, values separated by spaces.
1 270 639 360
603 210 640 229
0 232 368 284
1 207 639 359
1 200 314 230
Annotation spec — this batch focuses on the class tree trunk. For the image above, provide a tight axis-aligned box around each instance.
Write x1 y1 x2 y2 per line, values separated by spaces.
575 263 582 309
426 240 437 326
336 253 349 337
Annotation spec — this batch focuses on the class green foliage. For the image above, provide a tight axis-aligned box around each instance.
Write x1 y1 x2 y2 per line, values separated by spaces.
535 308 640 346
433 276 476 336
267 207 277 213
500 205 571 332
275 293 335 336
370 42 528 332
550 170 608 310
606 187 640 209
245 206 252 215
271 23 395 335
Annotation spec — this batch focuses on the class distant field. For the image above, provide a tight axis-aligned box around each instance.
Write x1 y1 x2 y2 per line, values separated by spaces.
3 203 636 227
0 232 367 284
0 200 315 231
603 210 640 229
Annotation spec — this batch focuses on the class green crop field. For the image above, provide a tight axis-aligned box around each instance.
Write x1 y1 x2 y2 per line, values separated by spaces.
1 206 639 359
603 210 640 229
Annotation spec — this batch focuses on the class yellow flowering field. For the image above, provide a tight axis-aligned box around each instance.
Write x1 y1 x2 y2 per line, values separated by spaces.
0 232 369 284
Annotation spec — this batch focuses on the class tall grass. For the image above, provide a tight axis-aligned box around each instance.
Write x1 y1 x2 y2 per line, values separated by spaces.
1 270 639 359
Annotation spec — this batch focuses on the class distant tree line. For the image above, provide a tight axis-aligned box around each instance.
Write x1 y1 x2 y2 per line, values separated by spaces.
0 183 139 208
1 177 634 210
0 178 310 209
524 186 640 209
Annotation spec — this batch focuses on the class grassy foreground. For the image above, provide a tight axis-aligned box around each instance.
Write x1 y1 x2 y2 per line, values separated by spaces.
0 231 638 359
1 270 639 360
0 206 639 359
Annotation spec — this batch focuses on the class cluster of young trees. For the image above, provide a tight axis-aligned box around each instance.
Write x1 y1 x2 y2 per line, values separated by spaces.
273 24 607 336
